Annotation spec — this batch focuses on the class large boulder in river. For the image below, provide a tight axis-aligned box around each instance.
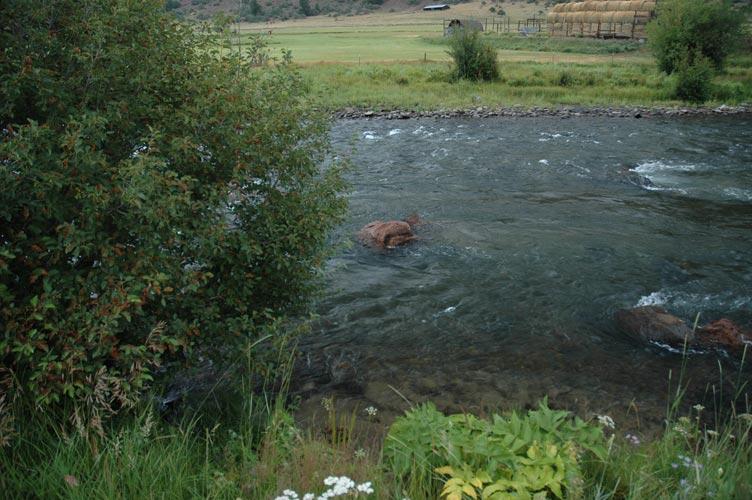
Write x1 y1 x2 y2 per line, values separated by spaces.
697 319 751 351
615 306 695 346
358 220 416 249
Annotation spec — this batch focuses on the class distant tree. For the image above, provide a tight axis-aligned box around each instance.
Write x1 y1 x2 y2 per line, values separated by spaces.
300 0 313 16
249 0 263 16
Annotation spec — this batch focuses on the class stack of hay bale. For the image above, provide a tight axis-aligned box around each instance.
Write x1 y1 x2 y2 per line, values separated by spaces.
547 0 656 39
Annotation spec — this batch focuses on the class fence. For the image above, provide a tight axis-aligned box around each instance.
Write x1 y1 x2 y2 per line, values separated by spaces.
443 15 548 35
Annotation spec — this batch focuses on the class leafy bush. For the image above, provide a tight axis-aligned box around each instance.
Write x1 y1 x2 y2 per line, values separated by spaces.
384 401 607 499
447 30 500 82
556 70 575 87
672 50 714 102
647 0 744 74
0 1 345 412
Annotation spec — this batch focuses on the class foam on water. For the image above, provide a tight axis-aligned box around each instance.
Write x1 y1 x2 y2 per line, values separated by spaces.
632 161 700 174
636 290 752 312
723 187 752 201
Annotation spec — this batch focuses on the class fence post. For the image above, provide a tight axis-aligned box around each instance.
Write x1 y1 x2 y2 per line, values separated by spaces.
631 11 636 39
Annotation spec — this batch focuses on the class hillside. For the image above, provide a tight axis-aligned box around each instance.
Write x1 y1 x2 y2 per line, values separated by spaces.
166 0 549 22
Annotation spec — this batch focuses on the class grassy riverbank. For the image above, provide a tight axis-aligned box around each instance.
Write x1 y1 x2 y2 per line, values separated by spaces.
284 48 752 112
299 55 752 111
3 378 751 499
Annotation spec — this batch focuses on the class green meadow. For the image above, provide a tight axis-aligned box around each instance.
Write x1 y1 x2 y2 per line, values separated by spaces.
230 23 752 110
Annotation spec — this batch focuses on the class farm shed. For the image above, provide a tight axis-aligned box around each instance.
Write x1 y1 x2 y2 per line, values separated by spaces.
547 0 656 39
423 4 450 11
444 19 484 36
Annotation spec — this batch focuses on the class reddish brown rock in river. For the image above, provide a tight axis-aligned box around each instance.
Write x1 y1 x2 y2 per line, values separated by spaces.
697 319 751 351
614 306 695 346
358 219 416 249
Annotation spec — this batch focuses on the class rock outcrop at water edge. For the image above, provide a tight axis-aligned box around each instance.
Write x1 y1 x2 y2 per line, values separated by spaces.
615 307 751 354
697 319 751 352
614 306 695 346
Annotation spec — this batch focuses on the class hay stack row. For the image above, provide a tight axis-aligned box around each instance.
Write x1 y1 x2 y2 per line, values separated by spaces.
547 0 656 25
548 11 653 23
550 0 655 13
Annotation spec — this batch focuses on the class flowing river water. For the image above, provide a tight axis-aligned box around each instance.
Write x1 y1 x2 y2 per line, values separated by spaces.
293 116 752 436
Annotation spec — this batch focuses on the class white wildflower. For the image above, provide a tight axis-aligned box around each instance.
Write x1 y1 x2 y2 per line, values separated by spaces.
321 397 334 412
693 404 705 413
624 433 641 446
706 429 719 438
364 406 378 417
357 481 374 494
597 415 615 430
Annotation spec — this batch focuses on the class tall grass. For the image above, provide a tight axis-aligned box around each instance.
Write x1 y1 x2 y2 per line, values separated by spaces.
2 343 750 499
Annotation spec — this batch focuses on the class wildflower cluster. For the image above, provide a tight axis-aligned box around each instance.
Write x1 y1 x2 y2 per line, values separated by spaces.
274 476 374 500
672 454 704 472
321 397 334 412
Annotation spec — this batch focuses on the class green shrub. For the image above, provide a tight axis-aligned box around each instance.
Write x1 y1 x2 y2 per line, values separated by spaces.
384 401 607 499
0 1 346 412
447 30 500 82
673 50 714 102
556 70 575 87
647 0 744 74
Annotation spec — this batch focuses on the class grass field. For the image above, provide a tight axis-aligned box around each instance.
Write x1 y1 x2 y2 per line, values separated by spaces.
225 6 752 110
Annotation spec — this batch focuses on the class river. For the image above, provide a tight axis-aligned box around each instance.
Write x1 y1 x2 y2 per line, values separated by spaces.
294 115 752 434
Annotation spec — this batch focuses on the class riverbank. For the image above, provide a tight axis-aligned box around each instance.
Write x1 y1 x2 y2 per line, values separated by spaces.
332 103 752 119
301 57 752 112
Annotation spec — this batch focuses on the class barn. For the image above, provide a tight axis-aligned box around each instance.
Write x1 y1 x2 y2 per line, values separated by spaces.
547 0 656 39
423 4 450 11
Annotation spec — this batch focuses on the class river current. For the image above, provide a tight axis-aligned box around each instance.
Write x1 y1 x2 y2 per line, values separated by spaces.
294 116 752 434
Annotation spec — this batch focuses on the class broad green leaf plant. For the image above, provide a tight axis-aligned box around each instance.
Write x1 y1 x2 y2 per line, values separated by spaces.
384 400 608 499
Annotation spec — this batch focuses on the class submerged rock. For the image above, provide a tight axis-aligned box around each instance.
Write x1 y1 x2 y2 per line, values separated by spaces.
325 349 361 392
697 319 751 351
614 306 695 346
358 217 418 249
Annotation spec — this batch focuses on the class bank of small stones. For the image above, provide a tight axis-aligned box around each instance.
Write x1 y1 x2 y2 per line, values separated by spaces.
333 104 751 120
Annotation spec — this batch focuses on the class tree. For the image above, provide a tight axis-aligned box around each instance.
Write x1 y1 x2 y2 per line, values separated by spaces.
647 0 743 74
300 0 313 16
0 0 346 412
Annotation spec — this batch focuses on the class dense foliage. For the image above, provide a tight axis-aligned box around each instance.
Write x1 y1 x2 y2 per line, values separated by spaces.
647 0 744 74
0 0 345 412
447 31 500 82
384 401 606 499
672 51 715 103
